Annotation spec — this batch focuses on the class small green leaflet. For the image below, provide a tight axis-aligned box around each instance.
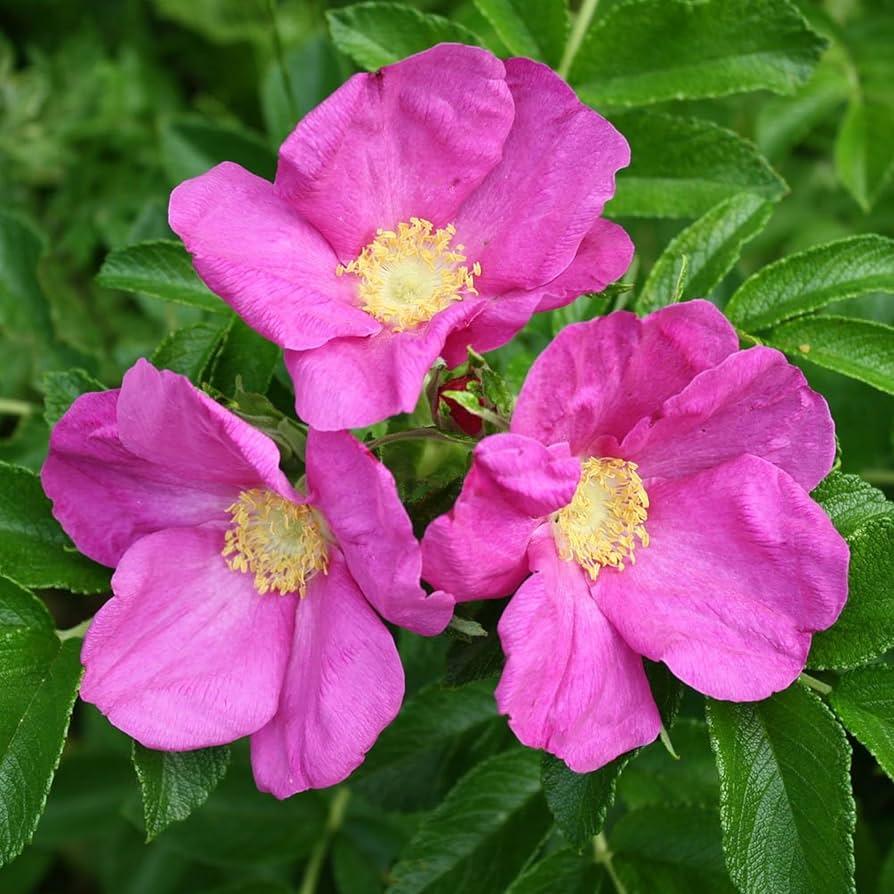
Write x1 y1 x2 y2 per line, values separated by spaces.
472 0 568 68
151 320 230 384
41 369 104 428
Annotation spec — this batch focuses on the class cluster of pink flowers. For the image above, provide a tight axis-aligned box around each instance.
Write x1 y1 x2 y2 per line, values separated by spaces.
42 44 848 797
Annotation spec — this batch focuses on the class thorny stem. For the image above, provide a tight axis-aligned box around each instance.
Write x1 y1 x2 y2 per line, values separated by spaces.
298 787 350 894
367 427 471 450
594 831 629 894
799 672 833 697
558 0 600 79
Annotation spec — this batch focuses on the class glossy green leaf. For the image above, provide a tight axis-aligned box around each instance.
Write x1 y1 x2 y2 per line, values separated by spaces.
765 316 894 396
209 317 279 397
472 0 568 67
327 3 482 71
571 0 825 109
151 320 229 383
41 368 104 428
132 743 231 842
636 194 774 313
830 666 894 782
0 577 83 866
0 462 110 593
725 235 894 331
389 748 551 894
97 240 226 314
506 847 606 894
607 112 787 219
707 684 855 894
809 517 894 670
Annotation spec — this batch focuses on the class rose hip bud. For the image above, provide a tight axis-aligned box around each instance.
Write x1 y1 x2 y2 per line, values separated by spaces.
438 375 484 437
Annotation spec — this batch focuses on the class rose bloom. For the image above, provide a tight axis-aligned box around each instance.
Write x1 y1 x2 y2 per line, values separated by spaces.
169 43 632 430
421 301 849 772
41 360 452 797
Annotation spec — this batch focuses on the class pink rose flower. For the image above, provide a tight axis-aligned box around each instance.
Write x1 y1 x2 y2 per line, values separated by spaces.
169 44 633 430
421 301 849 773
41 359 452 797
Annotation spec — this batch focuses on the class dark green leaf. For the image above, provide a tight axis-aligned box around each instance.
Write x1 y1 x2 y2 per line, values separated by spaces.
725 235 894 331
608 112 787 219
571 0 825 109
132 742 231 842
812 471 894 539
506 847 606 894
0 210 52 341
151 320 229 383
707 684 855 894
161 118 276 182
327 3 482 71
766 316 894 396
472 0 568 67
0 577 83 866
41 369 104 428
388 748 551 894
0 462 110 593
209 317 280 397
636 195 774 313
97 240 227 314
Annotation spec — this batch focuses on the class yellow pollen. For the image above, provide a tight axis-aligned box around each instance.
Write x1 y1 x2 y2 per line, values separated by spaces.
552 457 649 580
336 217 479 331
222 489 329 596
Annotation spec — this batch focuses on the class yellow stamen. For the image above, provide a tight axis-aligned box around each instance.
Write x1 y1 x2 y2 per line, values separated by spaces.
552 457 649 580
336 217 479 331
222 489 329 596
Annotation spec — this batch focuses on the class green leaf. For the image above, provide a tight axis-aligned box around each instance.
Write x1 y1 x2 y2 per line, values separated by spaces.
41 368 104 428
327 3 482 71
612 805 735 894
571 0 825 110
0 210 52 342
707 684 856 894
765 316 894 395
0 462 110 594
809 517 894 670
472 0 568 67
830 666 894 783
607 112 787 219
812 471 894 539
209 317 280 397
506 847 606 894
161 118 276 182
132 743 231 842
0 577 84 866
725 235 894 331
151 320 229 383
388 748 551 894
97 240 227 314
636 194 774 314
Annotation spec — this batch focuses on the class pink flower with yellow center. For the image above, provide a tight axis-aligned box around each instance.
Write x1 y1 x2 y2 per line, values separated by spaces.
41 360 452 797
421 301 849 772
169 44 632 430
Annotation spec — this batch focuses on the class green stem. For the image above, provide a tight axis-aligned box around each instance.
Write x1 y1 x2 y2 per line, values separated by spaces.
367 427 471 450
266 0 298 123
593 832 628 894
558 0 599 79
58 618 92 641
799 672 833 696
298 787 350 894
0 398 37 416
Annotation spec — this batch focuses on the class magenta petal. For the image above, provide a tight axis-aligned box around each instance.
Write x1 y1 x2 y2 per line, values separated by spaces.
169 162 379 350
305 429 452 635
80 527 295 749
512 300 739 453
455 58 630 294
275 44 513 259
250 551 403 797
287 298 483 430
422 433 579 602
622 346 836 490
496 529 661 772
595 455 849 701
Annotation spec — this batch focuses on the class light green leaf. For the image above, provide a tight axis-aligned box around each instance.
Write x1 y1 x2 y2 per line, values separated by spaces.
132 742 231 841
327 3 482 71
41 369 104 428
209 317 279 397
97 240 226 314
472 0 568 67
607 112 787 219
151 320 229 383
809 517 894 670
830 666 894 782
707 684 855 894
636 194 774 313
0 577 84 866
0 462 110 594
388 749 551 894
571 0 825 110
812 471 894 539
506 847 606 894
765 316 894 395
725 235 894 331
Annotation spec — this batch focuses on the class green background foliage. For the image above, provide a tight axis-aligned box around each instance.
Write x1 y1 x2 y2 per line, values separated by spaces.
1 0 893 891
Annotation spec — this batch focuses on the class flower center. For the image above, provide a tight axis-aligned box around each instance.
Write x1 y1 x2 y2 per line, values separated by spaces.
336 217 480 331
222 489 329 596
552 457 649 580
